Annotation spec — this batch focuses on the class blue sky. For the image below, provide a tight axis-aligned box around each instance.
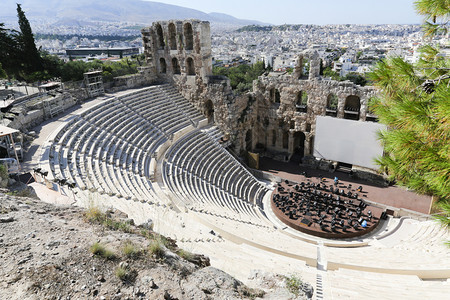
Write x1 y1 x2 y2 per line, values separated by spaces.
149 0 422 25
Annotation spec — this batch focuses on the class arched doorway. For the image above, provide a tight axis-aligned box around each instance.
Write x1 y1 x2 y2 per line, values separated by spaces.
245 129 252 151
155 24 165 49
186 57 195 75
184 23 194 51
204 100 214 123
282 131 289 149
344 95 360 120
291 131 305 162
159 58 167 74
168 23 177 50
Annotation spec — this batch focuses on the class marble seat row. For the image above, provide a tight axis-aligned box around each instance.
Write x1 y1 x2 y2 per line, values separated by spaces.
162 128 269 225
48 85 204 204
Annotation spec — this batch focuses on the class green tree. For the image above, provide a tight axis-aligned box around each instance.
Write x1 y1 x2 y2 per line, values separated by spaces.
0 23 21 78
323 66 340 80
369 0 449 229
16 4 42 73
344 73 367 86
415 0 449 37
0 63 6 78
213 61 266 92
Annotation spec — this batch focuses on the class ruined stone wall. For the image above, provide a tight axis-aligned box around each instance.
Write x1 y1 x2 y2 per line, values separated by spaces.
142 20 234 133
107 66 156 93
234 50 378 160
141 21 379 167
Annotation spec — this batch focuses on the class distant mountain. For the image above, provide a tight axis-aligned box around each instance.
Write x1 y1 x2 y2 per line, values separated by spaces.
0 0 267 28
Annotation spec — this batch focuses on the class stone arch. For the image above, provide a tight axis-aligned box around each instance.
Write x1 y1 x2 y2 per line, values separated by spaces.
184 23 194 51
172 57 181 74
291 131 306 161
245 129 253 151
296 91 308 112
282 131 289 149
344 95 361 120
204 99 214 123
295 50 320 80
326 93 338 116
186 57 195 75
159 57 167 74
155 23 165 50
270 88 280 103
327 93 338 109
168 23 177 50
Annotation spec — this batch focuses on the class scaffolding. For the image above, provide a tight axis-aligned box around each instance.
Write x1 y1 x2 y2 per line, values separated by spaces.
42 94 68 119
84 69 105 98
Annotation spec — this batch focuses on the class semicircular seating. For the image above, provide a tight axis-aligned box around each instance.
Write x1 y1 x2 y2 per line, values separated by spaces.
162 128 270 227
48 85 205 205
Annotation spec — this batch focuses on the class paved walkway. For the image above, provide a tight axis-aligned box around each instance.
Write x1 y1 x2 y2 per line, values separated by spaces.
259 157 432 214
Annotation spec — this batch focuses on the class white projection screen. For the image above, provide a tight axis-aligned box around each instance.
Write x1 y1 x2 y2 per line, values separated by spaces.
313 116 386 169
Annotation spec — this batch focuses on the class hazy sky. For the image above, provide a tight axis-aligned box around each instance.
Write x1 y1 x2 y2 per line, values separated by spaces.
149 0 423 25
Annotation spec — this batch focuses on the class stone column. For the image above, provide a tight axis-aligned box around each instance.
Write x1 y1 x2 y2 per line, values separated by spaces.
304 133 312 156
288 130 294 154
276 129 283 149
337 95 345 118
359 97 367 121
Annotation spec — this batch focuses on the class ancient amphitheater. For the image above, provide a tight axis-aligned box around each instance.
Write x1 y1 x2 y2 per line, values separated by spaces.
25 20 449 299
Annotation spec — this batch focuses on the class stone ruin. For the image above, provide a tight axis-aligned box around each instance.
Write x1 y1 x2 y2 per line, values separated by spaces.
141 20 379 166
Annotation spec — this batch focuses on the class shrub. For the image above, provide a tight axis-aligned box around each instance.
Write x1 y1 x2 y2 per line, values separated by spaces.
115 266 128 281
285 274 303 296
177 249 194 261
122 241 140 259
84 206 105 223
148 239 165 258
115 265 137 282
90 242 116 260
84 207 133 233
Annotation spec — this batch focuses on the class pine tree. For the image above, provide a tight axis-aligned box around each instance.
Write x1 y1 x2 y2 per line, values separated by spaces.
16 4 42 73
369 0 449 230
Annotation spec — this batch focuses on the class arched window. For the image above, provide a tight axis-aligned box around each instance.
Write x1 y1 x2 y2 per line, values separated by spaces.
270 88 280 103
172 57 181 74
184 23 194 51
326 93 338 116
168 23 177 50
344 95 361 120
186 57 195 75
155 24 165 49
327 94 338 109
159 58 166 74
296 91 308 112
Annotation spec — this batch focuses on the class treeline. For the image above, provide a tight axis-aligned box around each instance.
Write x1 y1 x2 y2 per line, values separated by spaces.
213 61 267 93
59 58 141 82
0 4 142 83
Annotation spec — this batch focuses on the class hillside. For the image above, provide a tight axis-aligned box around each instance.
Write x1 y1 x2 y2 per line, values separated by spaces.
0 190 312 299
0 0 266 28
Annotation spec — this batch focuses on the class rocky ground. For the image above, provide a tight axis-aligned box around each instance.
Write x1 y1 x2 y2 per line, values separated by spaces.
0 188 313 300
